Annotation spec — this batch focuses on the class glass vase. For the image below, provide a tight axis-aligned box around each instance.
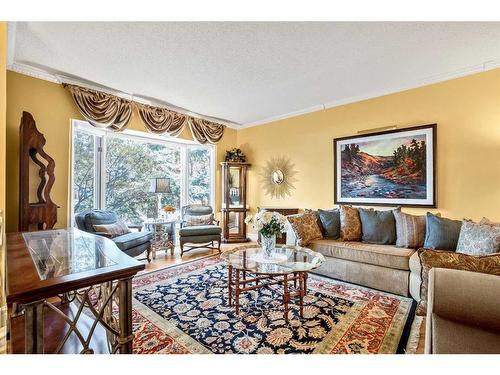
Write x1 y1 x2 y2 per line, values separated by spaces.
261 233 276 258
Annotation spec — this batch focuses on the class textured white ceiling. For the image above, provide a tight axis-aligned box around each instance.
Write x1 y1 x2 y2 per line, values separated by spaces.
9 22 500 126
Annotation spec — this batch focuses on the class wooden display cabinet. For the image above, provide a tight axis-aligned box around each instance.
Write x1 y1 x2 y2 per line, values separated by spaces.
221 162 251 243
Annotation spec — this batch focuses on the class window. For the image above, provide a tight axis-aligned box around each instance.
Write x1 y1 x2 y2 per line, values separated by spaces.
104 135 182 224
71 121 215 225
187 147 212 205
72 128 99 215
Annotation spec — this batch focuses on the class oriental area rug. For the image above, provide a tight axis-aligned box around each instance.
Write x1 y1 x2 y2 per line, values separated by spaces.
131 256 416 354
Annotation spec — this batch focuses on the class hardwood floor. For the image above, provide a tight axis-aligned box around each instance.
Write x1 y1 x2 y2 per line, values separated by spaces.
141 241 257 273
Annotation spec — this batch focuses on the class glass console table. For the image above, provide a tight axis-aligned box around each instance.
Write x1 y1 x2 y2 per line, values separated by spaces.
6 228 145 354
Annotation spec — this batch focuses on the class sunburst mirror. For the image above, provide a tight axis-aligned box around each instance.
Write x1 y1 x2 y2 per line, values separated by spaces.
260 156 298 199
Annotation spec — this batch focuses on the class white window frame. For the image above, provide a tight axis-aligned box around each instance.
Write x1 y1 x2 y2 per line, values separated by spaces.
70 120 215 224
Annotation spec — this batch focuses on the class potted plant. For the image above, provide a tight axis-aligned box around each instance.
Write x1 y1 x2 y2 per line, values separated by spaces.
245 211 288 258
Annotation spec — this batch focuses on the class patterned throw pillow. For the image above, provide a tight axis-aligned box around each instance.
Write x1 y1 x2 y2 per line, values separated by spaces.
93 221 131 238
287 211 323 246
480 217 500 226
416 249 500 315
456 220 500 256
185 214 214 226
394 211 426 249
339 205 362 241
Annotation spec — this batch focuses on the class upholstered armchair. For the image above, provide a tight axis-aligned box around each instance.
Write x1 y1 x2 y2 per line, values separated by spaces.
425 268 500 354
179 204 222 256
75 210 153 262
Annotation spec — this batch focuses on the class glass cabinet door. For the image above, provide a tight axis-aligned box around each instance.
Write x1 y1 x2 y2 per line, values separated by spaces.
221 162 250 243
228 211 241 234
228 167 241 207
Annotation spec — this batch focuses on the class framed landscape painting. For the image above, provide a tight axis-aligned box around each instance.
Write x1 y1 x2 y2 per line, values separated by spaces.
334 124 436 207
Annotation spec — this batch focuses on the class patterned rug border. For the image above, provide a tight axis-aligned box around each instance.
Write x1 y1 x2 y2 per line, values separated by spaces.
307 272 416 354
133 299 211 354
132 255 416 354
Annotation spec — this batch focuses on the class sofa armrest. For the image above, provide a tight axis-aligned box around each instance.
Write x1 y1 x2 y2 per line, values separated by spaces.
127 224 143 232
426 268 500 333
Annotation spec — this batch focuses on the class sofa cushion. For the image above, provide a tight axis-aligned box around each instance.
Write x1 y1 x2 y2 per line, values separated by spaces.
424 213 462 251
456 220 500 256
113 231 152 251
416 249 500 316
308 239 415 270
179 225 222 237
317 209 341 239
429 314 500 354
359 208 397 245
394 211 426 249
81 210 118 233
480 217 500 226
287 211 323 246
184 205 213 216
93 221 131 238
184 213 214 226
339 205 362 241
313 256 410 296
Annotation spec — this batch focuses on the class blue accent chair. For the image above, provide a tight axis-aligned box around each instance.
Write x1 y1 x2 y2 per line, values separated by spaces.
179 205 221 256
75 210 152 262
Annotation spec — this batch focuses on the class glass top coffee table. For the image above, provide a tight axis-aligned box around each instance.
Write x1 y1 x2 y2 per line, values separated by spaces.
221 244 325 322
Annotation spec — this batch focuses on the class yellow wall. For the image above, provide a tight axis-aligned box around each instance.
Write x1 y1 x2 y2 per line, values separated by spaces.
0 24 7 238
237 68 500 224
5 71 237 232
0 21 7 354
6 67 500 233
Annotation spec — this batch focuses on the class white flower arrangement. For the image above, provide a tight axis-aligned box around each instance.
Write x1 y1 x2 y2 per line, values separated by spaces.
245 211 289 237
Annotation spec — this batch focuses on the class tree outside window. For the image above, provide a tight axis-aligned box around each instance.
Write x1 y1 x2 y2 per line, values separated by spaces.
72 124 213 225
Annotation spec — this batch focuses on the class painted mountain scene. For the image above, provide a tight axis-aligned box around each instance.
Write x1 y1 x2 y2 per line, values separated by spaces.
340 134 428 199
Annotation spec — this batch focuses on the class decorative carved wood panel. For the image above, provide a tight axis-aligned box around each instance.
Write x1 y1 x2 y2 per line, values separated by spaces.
19 112 59 231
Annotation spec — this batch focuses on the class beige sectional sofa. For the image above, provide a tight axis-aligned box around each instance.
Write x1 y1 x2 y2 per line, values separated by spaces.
286 230 418 297
425 268 500 353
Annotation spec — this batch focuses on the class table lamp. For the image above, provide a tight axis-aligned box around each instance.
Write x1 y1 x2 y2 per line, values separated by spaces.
149 177 172 219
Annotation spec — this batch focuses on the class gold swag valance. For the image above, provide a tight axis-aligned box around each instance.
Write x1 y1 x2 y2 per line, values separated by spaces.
64 84 133 131
64 84 225 143
189 118 225 144
137 103 186 136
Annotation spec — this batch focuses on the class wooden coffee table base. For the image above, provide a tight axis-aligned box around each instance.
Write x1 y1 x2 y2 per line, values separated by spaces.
227 265 308 322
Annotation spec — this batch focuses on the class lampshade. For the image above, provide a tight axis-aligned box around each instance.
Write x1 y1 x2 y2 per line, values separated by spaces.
149 178 172 194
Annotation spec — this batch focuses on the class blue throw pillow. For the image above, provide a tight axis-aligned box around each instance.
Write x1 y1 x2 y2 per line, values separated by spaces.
358 208 397 245
424 212 462 251
317 209 341 239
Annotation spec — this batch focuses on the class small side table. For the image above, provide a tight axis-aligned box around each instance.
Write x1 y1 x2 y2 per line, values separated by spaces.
144 220 176 259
